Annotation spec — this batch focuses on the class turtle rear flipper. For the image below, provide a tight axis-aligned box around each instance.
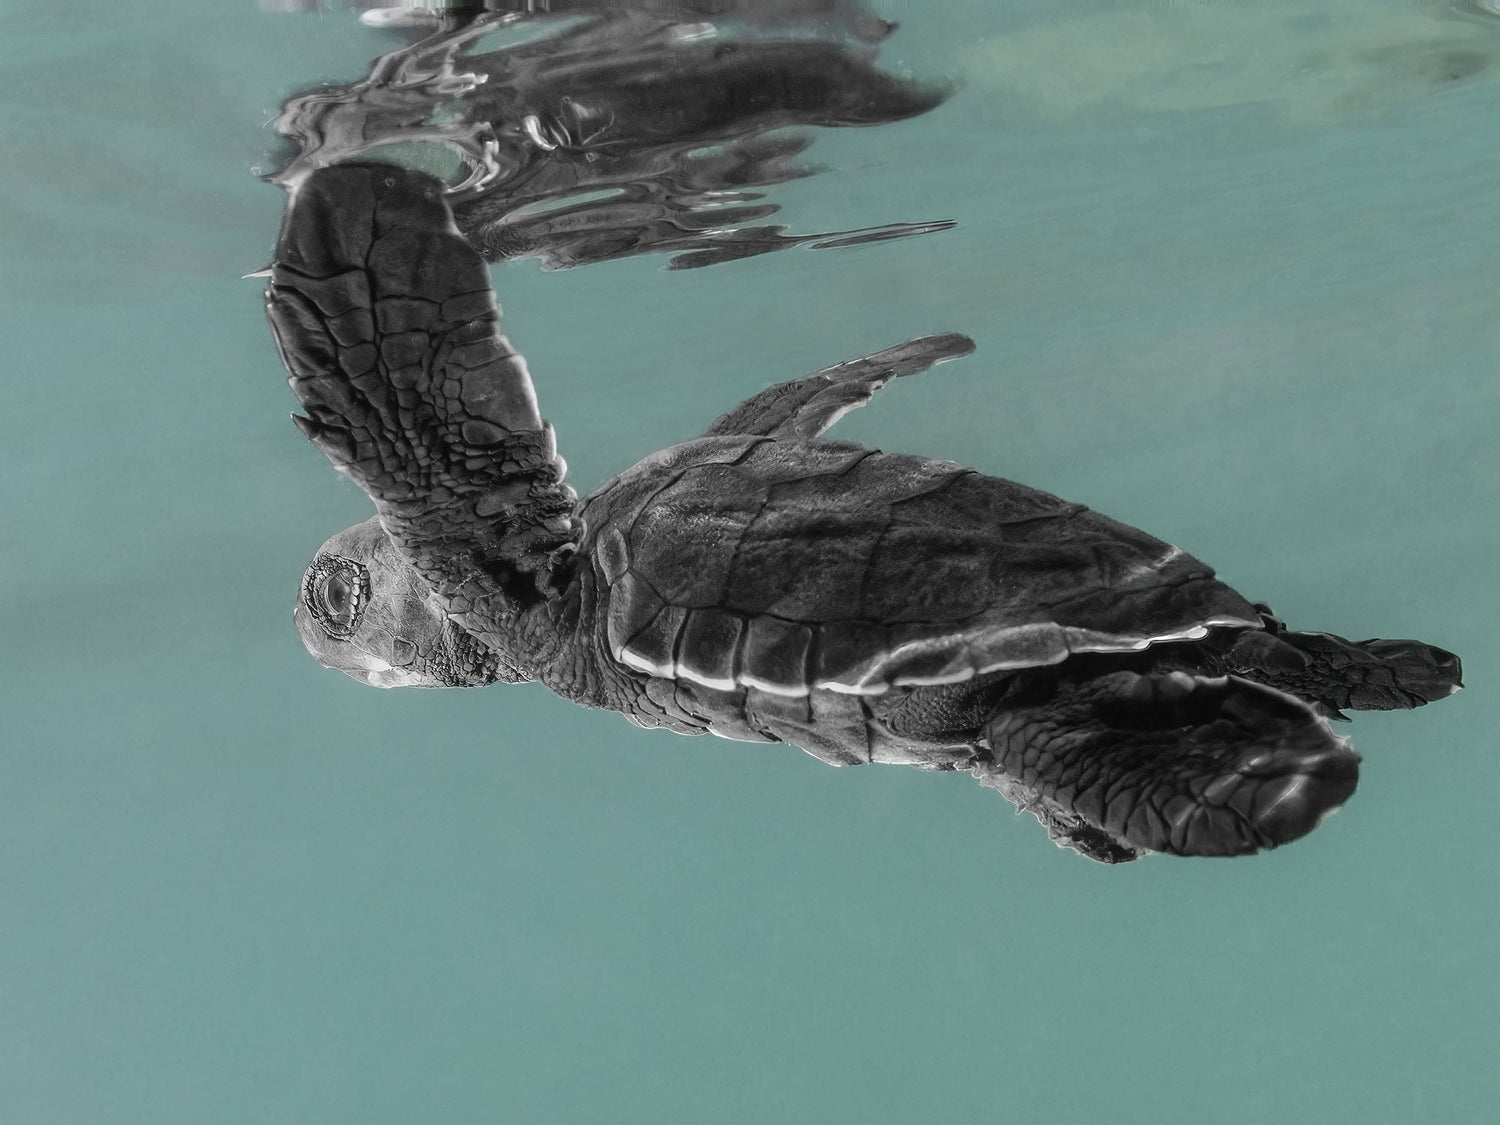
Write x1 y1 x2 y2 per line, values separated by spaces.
971 769 1148 864
1221 622 1462 714
978 671 1360 858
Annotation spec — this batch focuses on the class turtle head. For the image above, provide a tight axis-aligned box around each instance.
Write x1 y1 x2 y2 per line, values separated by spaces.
294 516 501 688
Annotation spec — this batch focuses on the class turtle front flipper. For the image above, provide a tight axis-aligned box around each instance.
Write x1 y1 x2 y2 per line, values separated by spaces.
975 671 1360 858
266 162 578 623
1218 612 1463 715
702 333 974 439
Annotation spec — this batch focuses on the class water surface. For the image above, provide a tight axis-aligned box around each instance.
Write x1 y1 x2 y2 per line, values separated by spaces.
1 2 1495 1122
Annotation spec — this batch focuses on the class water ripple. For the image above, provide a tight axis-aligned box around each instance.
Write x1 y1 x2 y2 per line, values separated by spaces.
267 2 954 270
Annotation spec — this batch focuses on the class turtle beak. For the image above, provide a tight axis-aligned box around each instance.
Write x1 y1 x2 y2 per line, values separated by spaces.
359 661 432 689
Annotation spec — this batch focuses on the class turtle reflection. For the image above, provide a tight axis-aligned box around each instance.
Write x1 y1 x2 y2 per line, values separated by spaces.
267 1 954 271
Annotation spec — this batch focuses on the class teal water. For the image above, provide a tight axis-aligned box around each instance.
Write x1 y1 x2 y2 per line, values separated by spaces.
2 3 1497 1122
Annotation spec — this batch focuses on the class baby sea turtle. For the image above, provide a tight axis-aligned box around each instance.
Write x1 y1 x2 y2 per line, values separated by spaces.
266 164 1461 862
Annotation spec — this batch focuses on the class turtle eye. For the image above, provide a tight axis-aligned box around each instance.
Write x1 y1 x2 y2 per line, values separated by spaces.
302 554 370 639
324 573 352 614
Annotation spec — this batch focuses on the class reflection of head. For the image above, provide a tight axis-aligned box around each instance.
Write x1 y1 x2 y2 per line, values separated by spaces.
295 516 501 688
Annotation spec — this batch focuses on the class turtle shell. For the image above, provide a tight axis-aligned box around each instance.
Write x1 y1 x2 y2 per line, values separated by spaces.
578 435 1262 697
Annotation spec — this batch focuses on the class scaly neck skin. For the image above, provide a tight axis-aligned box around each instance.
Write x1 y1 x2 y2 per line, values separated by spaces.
370 416 578 678
502 556 641 713
436 542 581 688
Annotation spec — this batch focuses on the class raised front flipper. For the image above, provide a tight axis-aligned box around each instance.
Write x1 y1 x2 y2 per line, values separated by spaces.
266 163 578 626
975 672 1360 859
703 333 975 439
1218 610 1463 715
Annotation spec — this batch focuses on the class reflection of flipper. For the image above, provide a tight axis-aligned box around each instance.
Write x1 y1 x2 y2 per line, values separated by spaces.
703 333 975 439
977 671 1360 858
1220 609 1463 716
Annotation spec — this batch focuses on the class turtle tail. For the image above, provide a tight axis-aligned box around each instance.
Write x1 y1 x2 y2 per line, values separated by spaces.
1217 609 1462 717
975 671 1360 859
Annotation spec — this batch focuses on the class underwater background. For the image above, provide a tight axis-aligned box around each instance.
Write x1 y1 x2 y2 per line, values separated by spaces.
2 1 1496 1122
